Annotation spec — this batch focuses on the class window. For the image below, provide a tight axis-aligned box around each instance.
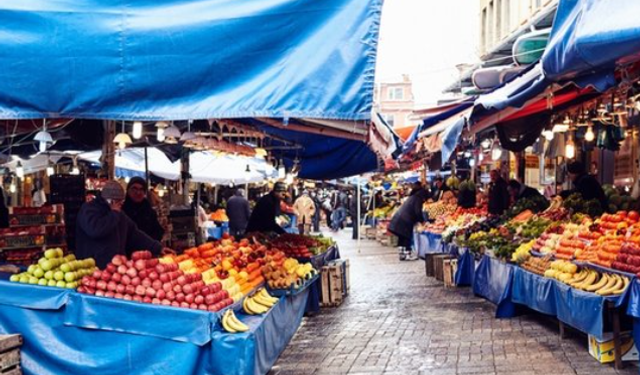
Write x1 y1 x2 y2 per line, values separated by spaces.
496 0 502 42
488 1 494 47
481 8 487 52
387 87 404 100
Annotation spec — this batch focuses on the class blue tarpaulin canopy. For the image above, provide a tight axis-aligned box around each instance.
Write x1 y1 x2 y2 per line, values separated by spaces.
0 0 382 121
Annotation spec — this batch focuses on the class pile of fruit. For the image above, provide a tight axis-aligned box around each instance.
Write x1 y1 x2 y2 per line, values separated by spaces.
210 209 229 222
520 256 551 276
262 257 317 290
603 184 637 213
543 260 579 282
558 268 629 296
268 234 335 258
511 240 535 263
423 201 456 221
220 288 280 334
612 242 640 274
10 249 96 289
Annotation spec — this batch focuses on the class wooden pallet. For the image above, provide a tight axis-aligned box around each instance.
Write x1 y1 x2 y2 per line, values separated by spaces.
320 259 350 307
0 335 22 375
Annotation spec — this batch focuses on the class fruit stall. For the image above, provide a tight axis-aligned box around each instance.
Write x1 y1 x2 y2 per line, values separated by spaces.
417 190 640 368
0 233 338 375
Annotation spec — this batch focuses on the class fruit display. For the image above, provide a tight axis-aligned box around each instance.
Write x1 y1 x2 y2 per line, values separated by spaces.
9 248 96 289
262 256 317 290
505 194 550 219
511 240 535 263
221 309 249 333
521 256 551 276
603 184 637 213
559 268 629 296
423 201 456 221
563 193 603 218
210 209 229 222
544 260 578 282
612 242 640 274
78 251 235 311
268 234 335 258
242 288 279 315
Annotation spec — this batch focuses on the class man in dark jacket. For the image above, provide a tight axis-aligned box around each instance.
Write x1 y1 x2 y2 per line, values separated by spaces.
507 180 543 201
226 189 251 238
0 185 8 228
488 170 509 215
122 177 164 242
431 177 448 202
76 181 167 268
246 182 286 234
388 188 429 261
563 161 608 209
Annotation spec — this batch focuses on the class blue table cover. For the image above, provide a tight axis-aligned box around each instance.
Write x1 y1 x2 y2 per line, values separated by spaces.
472 255 517 318
511 267 557 316
415 231 444 259
0 280 310 375
454 248 476 287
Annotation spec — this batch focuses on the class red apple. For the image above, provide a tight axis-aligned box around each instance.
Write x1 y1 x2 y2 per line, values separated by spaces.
176 293 185 303
185 294 195 304
123 294 132 301
96 280 107 291
126 268 138 278
148 271 159 281
146 259 159 268
106 263 117 274
142 278 152 288
162 283 173 293
95 290 105 297
145 287 156 297
139 270 149 279
161 299 171 306
159 273 170 283
193 281 205 290
173 284 182 294
152 280 163 290
183 284 193 295
111 255 125 266
200 286 212 296
156 264 167 274
205 294 216 305
190 303 198 310
101 272 112 282
208 305 218 312
77 286 87 293
125 284 136 295
117 265 128 275
92 270 102 279
220 290 229 299
156 289 166 299
198 304 208 311
143 296 152 304
223 298 233 307
194 295 204 305
131 277 141 287
116 284 126 294
114 293 124 299
126 260 133 268
121 274 131 285
177 275 188 286
133 295 142 302
111 273 122 283
152 298 161 305
135 260 148 271
105 291 115 298
171 301 180 307
180 302 190 308
107 281 117 292
135 285 146 296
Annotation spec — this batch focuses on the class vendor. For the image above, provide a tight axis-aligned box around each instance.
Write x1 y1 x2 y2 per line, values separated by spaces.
507 180 543 202
246 182 287 234
562 161 607 209
431 177 448 202
488 170 509 215
76 180 171 268
388 186 429 261
122 177 164 241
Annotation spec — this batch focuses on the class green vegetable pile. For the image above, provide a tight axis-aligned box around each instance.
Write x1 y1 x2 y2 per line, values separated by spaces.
563 193 603 218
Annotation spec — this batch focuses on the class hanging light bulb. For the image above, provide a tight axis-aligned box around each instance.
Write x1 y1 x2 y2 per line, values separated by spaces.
491 140 502 161
478 152 484 162
481 138 492 149
34 120 53 153
163 123 181 145
585 125 595 142
132 121 143 140
565 137 575 159
9 179 16 193
46 161 55 177
113 121 132 150
124 176 131 184
15 161 24 179
156 121 168 142
278 160 286 179
71 158 80 175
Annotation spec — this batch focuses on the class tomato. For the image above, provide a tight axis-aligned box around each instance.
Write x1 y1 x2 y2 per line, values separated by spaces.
629 211 640 222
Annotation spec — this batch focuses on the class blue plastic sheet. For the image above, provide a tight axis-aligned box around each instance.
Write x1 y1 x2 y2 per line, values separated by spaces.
542 0 640 84
454 248 476 287
0 282 70 310
472 255 517 318
414 232 445 259
0 280 311 375
511 267 557 316
441 117 466 162
0 0 382 121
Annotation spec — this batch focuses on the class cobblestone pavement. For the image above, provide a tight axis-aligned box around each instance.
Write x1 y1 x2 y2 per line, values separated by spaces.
269 229 639 375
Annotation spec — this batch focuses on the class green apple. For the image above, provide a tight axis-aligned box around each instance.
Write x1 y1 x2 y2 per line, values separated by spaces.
54 271 64 281
19 275 30 283
44 249 58 259
44 271 54 280
64 272 77 282
47 280 57 287
63 254 76 262
38 279 48 286
33 267 45 279
56 281 66 288
85 258 96 268
65 282 77 289
28 277 39 285
60 263 71 273
9 275 19 282
27 265 37 275
40 260 53 271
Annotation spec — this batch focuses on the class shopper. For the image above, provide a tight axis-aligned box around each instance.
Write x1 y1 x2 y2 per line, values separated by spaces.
368 190 384 211
76 180 169 268
388 187 429 261
330 189 347 231
246 182 287 234
293 190 316 235
563 161 607 209
488 170 509 215
122 177 164 241
31 179 47 207
226 189 251 238
0 185 8 228
310 190 321 232
507 180 543 202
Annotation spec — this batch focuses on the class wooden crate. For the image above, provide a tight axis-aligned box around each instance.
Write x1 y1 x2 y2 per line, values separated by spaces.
320 259 350 307
364 226 376 240
434 255 455 282
0 335 22 375
425 253 437 277
443 259 458 287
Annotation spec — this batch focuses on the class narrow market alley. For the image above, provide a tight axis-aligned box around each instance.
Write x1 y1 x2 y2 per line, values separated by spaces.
270 230 638 375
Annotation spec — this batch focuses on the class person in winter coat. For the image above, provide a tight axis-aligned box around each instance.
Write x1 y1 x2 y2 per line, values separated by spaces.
330 190 348 231
293 190 316 235
562 161 607 209
76 180 169 268
388 188 429 261
246 182 287 234
488 170 510 215
310 191 321 232
507 180 543 202
122 177 164 242
431 177 448 202
226 189 251 238
0 185 8 228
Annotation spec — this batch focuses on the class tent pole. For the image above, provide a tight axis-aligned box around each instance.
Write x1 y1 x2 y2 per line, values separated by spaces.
357 177 361 254
144 146 150 198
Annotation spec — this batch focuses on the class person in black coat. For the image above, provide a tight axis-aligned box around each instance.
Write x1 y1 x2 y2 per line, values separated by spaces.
122 177 164 242
76 181 167 268
562 161 607 209
431 177 448 202
246 182 287 234
388 188 429 260
488 170 509 215
507 180 543 201
226 189 251 238
0 186 8 228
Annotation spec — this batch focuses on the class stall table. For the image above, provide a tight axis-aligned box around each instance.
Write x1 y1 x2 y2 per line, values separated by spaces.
472 255 518 318
0 281 310 375
414 231 444 259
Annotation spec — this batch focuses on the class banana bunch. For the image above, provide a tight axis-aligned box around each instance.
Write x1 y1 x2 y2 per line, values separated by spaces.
545 196 563 212
243 288 279 315
564 269 629 295
221 309 249 333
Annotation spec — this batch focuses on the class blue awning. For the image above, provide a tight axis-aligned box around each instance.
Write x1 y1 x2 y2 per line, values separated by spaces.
542 0 640 84
0 0 382 121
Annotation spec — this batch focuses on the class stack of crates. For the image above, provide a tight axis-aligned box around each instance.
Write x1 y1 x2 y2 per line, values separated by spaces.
320 259 350 307
0 335 22 375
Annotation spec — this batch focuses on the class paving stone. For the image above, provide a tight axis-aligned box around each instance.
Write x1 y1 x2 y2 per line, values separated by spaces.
268 229 639 375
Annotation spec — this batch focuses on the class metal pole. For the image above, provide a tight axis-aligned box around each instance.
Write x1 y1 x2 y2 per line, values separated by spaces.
144 146 150 198
245 183 249 198
357 177 361 254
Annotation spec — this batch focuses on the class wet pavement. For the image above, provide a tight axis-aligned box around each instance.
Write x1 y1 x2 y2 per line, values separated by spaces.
269 229 639 375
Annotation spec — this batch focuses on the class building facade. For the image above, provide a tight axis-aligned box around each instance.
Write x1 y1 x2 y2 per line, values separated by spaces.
374 74 416 129
479 0 555 57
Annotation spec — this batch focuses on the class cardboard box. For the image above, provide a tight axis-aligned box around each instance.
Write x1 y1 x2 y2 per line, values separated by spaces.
588 331 639 363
